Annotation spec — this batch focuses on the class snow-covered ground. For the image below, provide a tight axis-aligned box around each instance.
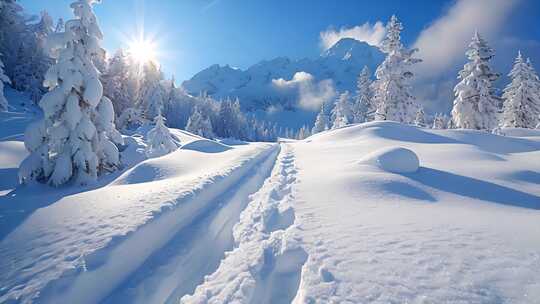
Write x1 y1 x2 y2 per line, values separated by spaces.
1 90 540 303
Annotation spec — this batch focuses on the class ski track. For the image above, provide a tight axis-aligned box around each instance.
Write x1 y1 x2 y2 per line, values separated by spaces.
181 143 308 304
0 143 277 304
101 144 281 304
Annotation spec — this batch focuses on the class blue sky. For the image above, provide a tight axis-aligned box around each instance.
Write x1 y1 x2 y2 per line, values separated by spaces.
19 0 540 90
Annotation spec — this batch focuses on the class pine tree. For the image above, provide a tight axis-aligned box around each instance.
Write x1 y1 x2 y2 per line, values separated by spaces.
186 106 215 139
146 114 179 157
451 32 500 130
501 52 540 128
414 107 426 127
19 0 123 186
353 66 373 123
331 91 353 129
0 0 27 79
217 98 247 139
12 11 55 102
137 61 165 121
0 53 10 111
432 113 447 129
312 102 330 134
372 15 421 124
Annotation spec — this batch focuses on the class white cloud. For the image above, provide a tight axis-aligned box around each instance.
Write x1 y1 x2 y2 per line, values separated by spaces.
319 21 386 50
272 72 336 111
272 71 314 90
413 0 520 79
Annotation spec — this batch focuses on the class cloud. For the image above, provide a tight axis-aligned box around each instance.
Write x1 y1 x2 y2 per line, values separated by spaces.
411 0 522 114
272 72 336 111
319 21 386 50
272 71 314 90
413 0 520 80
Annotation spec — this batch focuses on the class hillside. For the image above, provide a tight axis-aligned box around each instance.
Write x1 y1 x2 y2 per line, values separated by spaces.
1 91 539 303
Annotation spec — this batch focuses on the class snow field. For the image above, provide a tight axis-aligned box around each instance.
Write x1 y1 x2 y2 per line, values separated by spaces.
289 122 540 303
102 143 280 304
181 144 307 304
0 142 276 304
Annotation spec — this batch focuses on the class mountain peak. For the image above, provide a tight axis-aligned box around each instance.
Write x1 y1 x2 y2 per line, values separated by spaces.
322 38 382 61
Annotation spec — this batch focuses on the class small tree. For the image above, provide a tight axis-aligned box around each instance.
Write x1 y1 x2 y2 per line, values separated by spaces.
372 15 421 124
501 52 540 128
146 114 179 157
0 54 10 111
19 0 123 186
312 103 330 134
414 107 426 127
186 106 215 138
353 66 373 123
451 32 500 130
331 91 353 129
432 113 447 129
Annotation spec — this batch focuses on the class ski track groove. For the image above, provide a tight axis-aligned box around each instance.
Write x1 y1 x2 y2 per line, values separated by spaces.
181 143 308 304
101 143 282 304
1 144 278 304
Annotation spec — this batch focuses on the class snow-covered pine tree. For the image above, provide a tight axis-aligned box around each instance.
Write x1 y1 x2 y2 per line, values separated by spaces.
55 17 65 33
372 15 421 124
146 114 179 157
353 66 373 123
137 61 165 121
501 52 540 128
451 32 500 130
19 0 123 186
414 106 426 127
331 91 353 129
0 53 10 111
0 0 27 80
217 98 247 139
12 11 55 102
432 113 447 129
312 102 329 134
186 106 215 139
102 49 138 115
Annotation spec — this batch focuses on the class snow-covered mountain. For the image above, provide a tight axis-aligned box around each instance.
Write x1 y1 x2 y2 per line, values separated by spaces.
182 38 384 112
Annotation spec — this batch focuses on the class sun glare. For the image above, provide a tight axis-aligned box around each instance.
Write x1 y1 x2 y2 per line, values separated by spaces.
128 38 157 65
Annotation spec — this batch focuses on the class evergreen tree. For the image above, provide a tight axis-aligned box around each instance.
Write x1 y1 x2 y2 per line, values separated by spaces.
372 15 421 124
146 114 179 157
12 11 54 102
353 65 373 123
432 113 447 129
331 91 353 129
19 0 123 186
451 32 500 130
501 52 540 128
0 0 27 79
0 53 10 111
186 106 215 139
414 107 426 127
137 61 165 121
217 98 247 139
312 103 330 134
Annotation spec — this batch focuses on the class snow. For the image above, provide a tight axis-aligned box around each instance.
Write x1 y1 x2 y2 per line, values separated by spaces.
359 146 420 173
1 88 540 303
182 38 384 128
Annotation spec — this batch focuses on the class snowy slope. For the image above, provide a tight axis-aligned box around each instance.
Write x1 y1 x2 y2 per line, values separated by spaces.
182 38 384 114
181 122 540 303
1 87 540 303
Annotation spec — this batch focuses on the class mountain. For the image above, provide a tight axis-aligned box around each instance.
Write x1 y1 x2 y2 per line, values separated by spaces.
182 38 384 120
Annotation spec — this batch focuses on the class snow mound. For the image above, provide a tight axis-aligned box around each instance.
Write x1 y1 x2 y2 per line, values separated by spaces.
360 146 420 173
497 127 540 138
181 139 232 153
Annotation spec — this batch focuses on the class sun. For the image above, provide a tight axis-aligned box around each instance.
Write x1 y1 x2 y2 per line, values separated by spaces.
128 38 157 65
